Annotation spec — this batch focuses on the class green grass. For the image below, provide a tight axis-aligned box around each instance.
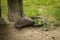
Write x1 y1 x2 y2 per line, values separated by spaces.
23 0 60 20
1 0 8 20
23 0 60 27
1 0 60 26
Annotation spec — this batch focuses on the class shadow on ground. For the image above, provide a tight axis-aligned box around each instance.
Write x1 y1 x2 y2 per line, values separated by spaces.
0 23 60 40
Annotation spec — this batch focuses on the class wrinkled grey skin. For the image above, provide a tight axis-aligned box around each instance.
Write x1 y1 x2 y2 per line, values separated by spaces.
8 0 34 28
15 17 35 29
8 0 24 22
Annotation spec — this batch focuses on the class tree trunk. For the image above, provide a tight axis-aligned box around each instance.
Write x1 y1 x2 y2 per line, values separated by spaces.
8 0 24 22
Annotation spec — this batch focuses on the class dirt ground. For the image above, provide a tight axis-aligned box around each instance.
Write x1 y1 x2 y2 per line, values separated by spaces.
0 23 60 40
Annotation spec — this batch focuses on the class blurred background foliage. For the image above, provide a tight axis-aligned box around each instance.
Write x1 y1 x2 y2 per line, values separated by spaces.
1 0 8 20
1 0 60 26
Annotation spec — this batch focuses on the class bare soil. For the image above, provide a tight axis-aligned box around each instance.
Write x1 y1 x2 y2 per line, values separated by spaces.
0 23 60 40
